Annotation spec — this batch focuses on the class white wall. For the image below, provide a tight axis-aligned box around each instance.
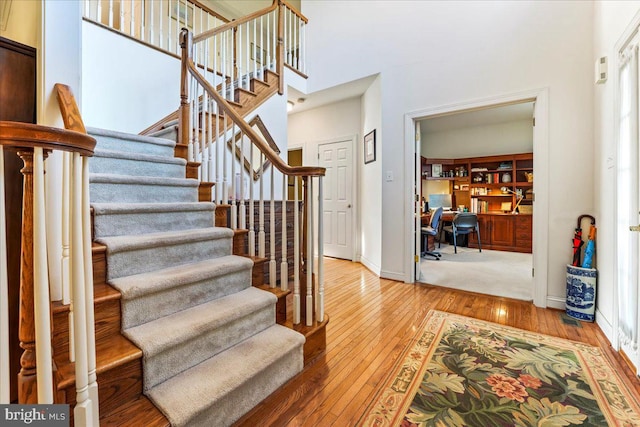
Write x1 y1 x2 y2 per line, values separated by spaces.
422 120 533 159
593 1 640 339
82 21 181 133
303 1 594 298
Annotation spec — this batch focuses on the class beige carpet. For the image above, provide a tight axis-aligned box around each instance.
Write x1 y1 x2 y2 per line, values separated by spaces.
419 243 533 300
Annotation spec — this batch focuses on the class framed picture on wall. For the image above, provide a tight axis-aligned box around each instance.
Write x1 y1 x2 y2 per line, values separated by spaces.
364 130 376 164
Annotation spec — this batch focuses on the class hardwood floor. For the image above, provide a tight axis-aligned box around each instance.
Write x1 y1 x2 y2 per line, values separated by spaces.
234 257 640 427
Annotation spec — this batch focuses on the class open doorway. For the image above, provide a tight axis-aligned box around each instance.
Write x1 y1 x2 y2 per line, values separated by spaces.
417 101 535 301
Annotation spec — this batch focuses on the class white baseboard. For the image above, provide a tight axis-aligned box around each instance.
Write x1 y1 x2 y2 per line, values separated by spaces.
546 295 565 310
595 308 614 345
359 256 381 276
380 269 405 282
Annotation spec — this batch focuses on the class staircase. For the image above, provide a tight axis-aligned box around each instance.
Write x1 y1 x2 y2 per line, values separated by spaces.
52 126 305 426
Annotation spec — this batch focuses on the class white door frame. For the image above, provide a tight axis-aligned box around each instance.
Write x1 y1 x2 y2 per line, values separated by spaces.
612 9 640 361
403 88 550 308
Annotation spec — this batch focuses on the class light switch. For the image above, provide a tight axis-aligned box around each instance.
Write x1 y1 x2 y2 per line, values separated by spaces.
385 171 393 182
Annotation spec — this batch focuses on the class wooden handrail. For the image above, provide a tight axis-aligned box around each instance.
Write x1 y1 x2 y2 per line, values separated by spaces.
0 122 95 156
193 1 279 43
190 0 230 23
281 0 308 23
54 84 88 135
185 58 324 178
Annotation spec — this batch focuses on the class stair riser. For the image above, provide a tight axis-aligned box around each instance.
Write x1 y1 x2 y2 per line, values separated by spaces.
120 268 252 329
139 305 275 390
90 156 185 179
52 298 121 362
148 126 177 143
93 210 214 238
184 345 303 427
60 358 143 423
105 237 233 280
92 135 174 157
90 182 199 204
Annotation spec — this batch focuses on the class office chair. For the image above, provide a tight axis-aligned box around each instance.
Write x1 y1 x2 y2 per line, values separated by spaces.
421 207 443 260
441 212 481 254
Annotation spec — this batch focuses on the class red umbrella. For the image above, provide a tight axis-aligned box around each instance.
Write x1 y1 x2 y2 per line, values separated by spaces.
572 228 583 266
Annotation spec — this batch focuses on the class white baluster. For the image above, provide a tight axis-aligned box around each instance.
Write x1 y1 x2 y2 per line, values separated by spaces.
201 92 209 184
216 103 223 204
266 10 271 71
238 24 243 91
260 15 264 78
222 114 229 207
253 18 257 82
302 21 306 74
149 0 154 44
293 177 300 324
33 148 53 403
317 177 324 322
0 147 9 404
272 10 277 71
246 23 250 88
248 141 255 256
129 0 134 37
119 0 124 35
61 152 74 362
258 152 265 258
269 169 276 288
108 0 113 27
82 157 100 426
71 153 93 425
96 0 102 24
306 177 313 326
159 0 163 49
139 0 145 42
239 132 246 230
231 125 237 229
280 172 288 290
167 0 172 54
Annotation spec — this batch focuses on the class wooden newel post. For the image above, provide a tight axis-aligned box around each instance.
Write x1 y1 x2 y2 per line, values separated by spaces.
16 149 36 403
179 28 192 149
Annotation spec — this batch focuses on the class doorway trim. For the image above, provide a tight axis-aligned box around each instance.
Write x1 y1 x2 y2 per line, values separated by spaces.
404 87 550 308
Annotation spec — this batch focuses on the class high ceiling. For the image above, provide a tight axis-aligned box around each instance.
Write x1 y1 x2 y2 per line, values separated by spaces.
202 0 301 20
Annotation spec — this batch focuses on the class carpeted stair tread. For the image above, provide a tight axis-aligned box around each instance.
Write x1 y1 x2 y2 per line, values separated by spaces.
92 202 216 238
90 173 200 204
147 324 305 427
124 287 275 357
96 228 234 280
92 202 215 216
97 227 232 254
88 127 176 157
111 255 254 328
110 254 252 300
90 173 198 187
91 148 187 178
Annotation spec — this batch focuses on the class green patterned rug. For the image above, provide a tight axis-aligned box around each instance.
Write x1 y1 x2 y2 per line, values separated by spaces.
359 310 640 426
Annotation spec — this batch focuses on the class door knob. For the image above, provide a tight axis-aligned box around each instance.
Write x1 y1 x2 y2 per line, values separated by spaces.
630 225 640 232
347 204 352 208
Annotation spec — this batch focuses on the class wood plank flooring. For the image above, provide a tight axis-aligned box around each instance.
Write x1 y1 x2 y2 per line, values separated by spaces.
234 257 640 427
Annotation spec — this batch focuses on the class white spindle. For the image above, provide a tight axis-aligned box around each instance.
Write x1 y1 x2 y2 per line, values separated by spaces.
272 10 277 71
266 11 271 70
281 173 288 290
168 0 172 54
140 0 145 42
302 21 306 74
71 153 93 425
306 177 313 326
249 141 256 256
108 0 113 27
258 152 266 257
96 0 102 24
231 125 237 229
260 15 264 78
253 19 258 82
33 147 54 403
317 177 324 321
216 102 223 204
62 152 74 362
119 0 124 35
222 114 229 206
159 0 163 48
82 157 100 426
0 147 9 404
149 0 154 44
129 0 134 37
293 177 300 324
246 23 250 88
239 133 246 230
238 24 243 91
269 169 276 288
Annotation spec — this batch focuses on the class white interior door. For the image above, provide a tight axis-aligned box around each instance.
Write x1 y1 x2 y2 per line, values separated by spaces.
415 121 422 280
319 139 353 260
617 35 640 373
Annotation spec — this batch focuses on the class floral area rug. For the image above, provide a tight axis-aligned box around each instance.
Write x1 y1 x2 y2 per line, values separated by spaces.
358 310 640 426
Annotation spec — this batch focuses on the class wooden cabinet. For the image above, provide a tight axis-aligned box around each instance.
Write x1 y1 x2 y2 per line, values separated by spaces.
469 213 532 253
